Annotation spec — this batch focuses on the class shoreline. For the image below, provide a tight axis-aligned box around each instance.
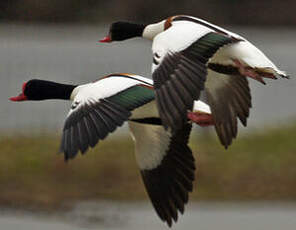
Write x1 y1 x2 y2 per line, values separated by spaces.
0 123 295 210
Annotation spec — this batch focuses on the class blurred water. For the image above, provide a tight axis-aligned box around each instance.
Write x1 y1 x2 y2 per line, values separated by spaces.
1 201 296 230
1 24 296 135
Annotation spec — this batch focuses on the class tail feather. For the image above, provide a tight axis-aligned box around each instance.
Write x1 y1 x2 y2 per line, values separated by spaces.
256 67 289 79
215 40 290 80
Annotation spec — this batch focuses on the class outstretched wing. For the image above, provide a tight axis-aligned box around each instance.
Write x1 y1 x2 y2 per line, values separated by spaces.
205 69 252 148
152 31 237 132
129 120 194 227
60 75 155 160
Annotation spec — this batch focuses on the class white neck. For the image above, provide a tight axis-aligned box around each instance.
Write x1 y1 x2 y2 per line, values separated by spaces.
70 84 89 101
142 20 166 40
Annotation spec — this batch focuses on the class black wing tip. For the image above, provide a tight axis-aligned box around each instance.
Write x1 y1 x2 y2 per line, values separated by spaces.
166 219 173 228
59 129 90 161
159 191 190 227
221 134 232 149
241 118 248 127
140 125 194 227
141 167 193 227
64 153 69 162
62 149 79 162
158 209 180 228
58 147 70 163
62 98 133 160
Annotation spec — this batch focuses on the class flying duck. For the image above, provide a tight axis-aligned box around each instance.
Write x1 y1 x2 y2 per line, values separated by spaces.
100 15 288 147
10 73 213 227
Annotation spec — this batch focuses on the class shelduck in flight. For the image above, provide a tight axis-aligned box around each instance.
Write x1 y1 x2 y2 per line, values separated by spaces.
100 15 288 148
11 73 215 227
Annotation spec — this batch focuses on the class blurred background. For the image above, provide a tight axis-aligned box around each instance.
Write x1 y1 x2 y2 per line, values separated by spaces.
1 0 296 229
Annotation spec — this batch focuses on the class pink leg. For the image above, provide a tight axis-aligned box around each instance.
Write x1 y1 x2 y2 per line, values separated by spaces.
233 59 277 85
187 112 214 127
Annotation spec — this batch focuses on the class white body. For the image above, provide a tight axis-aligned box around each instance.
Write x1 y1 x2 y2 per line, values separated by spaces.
67 73 211 171
129 120 171 170
129 98 210 170
144 15 286 76
69 74 153 116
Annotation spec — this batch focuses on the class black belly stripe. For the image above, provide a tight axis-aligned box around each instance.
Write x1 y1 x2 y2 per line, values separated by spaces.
130 117 162 125
208 63 240 75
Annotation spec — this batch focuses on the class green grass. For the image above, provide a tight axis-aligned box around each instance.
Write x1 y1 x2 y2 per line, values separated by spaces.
0 123 295 209
192 123 296 200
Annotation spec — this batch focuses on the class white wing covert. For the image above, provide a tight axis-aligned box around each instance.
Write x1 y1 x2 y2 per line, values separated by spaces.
60 74 155 160
152 24 238 132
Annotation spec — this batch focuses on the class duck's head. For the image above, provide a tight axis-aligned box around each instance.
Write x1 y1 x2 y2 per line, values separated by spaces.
99 20 166 42
99 21 146 43
10 79 76 101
